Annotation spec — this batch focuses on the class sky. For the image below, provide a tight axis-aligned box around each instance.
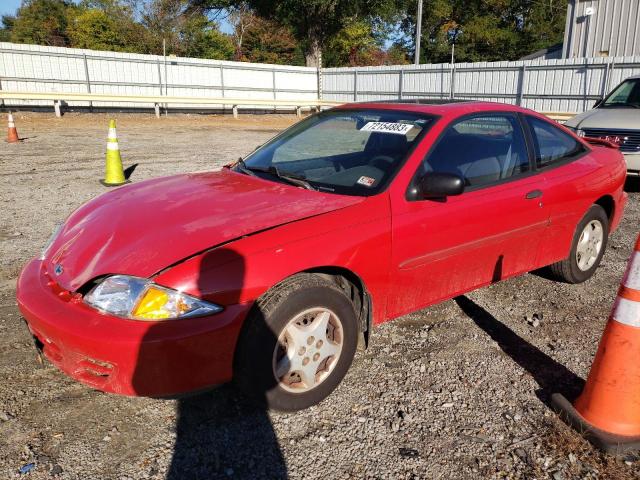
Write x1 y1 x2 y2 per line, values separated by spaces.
0 0 23 17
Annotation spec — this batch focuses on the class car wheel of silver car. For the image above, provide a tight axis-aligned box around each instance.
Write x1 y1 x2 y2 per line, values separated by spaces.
234 273 358 412
550 204 609 284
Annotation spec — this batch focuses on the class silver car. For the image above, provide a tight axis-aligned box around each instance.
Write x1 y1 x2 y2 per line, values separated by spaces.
565 75 640 176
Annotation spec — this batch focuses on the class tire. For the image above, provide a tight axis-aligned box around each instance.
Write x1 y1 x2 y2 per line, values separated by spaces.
234 273 358 412
549 204 609 284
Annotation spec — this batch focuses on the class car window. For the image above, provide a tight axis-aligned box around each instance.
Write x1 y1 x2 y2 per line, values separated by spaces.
601 78 640 108
272 116 370 163
241 109 435 196
526 116 585 168
420 114 530 188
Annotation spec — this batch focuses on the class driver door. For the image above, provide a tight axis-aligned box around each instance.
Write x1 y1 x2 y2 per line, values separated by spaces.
388 113 549 319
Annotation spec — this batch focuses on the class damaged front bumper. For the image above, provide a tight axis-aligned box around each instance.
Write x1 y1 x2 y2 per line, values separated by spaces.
16 259 250 397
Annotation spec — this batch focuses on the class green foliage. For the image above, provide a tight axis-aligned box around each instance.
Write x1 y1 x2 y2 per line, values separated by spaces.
1 0 568 66
67 9 131 51
238 16 303 65
140 0 233 58
399 0 567 63
10 0 75 46
0 15 15 42
180 15 234 59
245 0 403 66
325 20 378 67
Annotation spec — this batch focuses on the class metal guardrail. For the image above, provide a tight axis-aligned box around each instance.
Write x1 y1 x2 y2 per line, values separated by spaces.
0 90 340 118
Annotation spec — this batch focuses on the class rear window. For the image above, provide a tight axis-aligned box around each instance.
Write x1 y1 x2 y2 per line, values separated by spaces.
526 116 585 168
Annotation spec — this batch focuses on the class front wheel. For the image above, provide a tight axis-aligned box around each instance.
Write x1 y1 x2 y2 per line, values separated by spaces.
234 274 358 412
549 204 609 284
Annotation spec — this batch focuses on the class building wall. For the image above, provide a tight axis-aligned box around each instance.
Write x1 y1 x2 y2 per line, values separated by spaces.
563 0 640 58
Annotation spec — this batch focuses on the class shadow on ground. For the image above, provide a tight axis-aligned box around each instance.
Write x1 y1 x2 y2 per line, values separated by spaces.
132 247 288 479
454 295 585 405
625 176 640 194
166 386 287 480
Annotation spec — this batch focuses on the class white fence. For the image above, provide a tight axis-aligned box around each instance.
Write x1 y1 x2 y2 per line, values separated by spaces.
0 42 319 110
2 42 640 114
322 56 640 114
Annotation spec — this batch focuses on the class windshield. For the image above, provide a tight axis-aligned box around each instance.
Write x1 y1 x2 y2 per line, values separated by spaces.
601 79 640 108
237 109 436 196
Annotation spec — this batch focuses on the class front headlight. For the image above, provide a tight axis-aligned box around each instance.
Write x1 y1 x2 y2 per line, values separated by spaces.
566 126 586 137
84 275 223 320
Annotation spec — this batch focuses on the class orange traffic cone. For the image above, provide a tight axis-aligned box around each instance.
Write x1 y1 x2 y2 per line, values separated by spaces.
7 112 19 143
553 233 640 453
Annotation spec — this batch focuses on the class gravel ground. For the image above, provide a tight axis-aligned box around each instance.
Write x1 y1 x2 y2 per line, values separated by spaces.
1 112 639 480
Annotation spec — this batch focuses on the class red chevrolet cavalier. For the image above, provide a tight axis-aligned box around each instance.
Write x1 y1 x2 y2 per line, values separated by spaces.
17 102 627 411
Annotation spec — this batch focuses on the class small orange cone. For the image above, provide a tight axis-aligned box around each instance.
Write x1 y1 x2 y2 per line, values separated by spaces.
7 112 20 143
553 233 640 453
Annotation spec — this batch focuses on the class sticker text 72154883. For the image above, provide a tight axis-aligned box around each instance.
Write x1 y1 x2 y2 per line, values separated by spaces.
360 122 413 135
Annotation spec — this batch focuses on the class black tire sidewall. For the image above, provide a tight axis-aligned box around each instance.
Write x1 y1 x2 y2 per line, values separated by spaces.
237 284 358 412
567 205 609 283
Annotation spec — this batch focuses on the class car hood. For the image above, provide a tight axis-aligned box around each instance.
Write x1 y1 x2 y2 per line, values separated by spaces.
45 169 363 292
565 107 640 130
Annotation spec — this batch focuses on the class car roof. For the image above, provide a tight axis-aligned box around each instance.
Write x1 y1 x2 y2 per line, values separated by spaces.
334 100 531 117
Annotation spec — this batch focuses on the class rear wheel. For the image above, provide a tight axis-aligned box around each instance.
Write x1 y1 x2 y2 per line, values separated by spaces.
234 273 358 412
549 205 609 283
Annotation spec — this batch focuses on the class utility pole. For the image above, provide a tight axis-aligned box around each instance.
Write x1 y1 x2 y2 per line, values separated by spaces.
414 0 423 65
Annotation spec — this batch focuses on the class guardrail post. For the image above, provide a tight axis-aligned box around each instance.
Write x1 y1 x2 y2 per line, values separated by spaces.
517 65 526 106
154 103 160 118
232 105 238 119
295 106 301 118
398 70 404 100
53 100 61 117
83 53 93 111
353 70 358 101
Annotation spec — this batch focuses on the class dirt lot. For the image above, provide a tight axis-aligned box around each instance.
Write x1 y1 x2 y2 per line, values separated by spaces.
1 112 639 480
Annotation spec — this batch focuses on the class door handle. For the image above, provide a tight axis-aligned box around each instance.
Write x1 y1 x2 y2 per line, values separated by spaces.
525 189 543 199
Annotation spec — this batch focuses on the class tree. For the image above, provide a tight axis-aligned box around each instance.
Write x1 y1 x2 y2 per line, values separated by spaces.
228 2 255 61
398 0 567 64
70 0 152 52
10 0 75 47
180 14 234 59
519 0 566 54
140 0 233 58
207 0 401 67
325 20 378 67
0 15 15 42
239 16 303 65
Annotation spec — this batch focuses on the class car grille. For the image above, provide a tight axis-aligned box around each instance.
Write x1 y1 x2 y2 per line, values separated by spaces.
582 128 640 153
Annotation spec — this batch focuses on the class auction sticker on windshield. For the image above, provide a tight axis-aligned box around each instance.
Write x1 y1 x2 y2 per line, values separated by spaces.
360 122 413 135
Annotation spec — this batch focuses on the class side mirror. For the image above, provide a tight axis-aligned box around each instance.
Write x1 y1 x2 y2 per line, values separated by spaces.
418 172 464 199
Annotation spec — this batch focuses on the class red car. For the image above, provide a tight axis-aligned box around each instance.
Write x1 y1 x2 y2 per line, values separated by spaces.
17 102 627 411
